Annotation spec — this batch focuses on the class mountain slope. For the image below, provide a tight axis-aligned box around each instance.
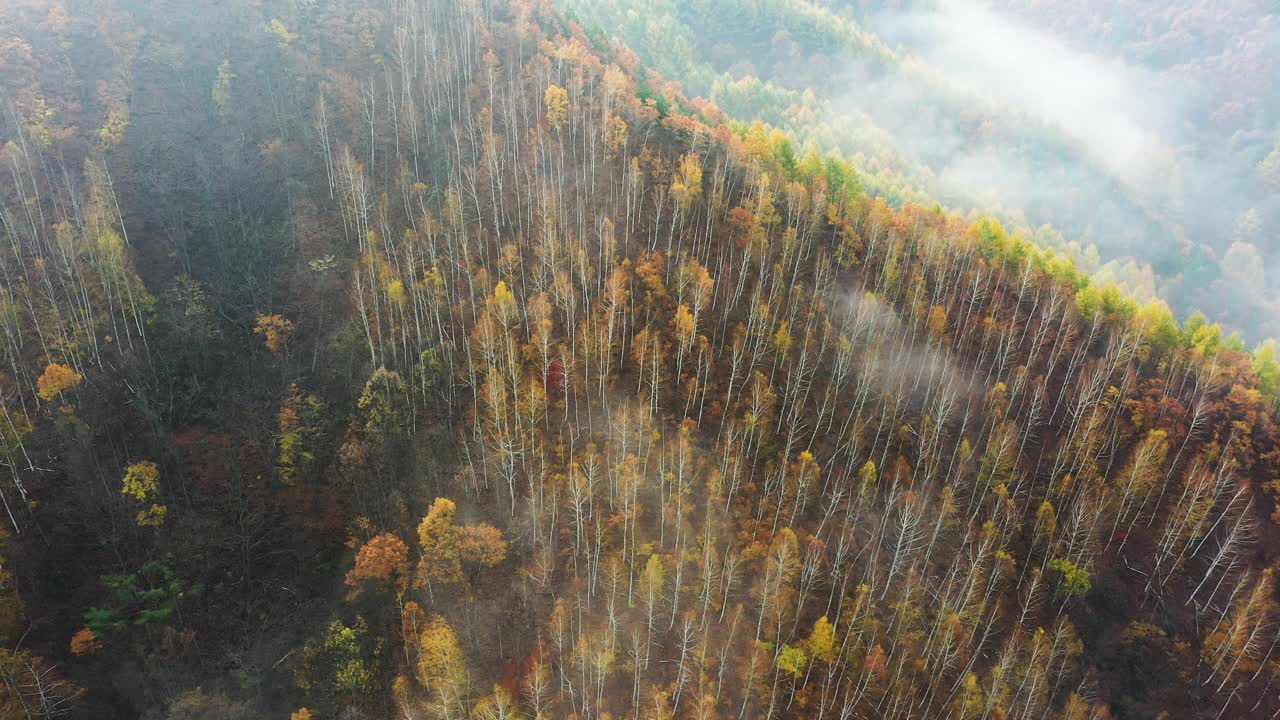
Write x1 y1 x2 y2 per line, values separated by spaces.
559 0 1280 344
0 1 1278 718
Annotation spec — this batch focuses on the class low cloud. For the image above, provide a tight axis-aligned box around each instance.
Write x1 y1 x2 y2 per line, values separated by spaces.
822 0 1278 339
875 0 1184 190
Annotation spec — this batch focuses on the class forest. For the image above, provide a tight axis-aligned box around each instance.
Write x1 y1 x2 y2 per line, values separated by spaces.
558 0 1280 342
0 0 1279 718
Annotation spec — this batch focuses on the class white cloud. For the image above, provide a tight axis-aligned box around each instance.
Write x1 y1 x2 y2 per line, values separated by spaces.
877 0 1185 188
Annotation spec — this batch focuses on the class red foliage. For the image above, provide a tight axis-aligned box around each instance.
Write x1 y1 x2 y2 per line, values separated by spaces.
174 429 233 494
543 358 566 400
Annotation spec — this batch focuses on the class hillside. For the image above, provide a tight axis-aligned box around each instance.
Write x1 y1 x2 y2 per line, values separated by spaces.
0 1 1279 719
558 0 1280 344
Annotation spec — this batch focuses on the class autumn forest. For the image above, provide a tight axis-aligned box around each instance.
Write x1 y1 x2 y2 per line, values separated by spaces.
1 1 1280 719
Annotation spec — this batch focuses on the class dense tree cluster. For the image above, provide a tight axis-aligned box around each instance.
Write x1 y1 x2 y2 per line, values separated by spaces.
0 1 1278 719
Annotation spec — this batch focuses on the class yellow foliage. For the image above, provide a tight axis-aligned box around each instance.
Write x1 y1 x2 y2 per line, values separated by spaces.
806 616 836 664
953 672 984 719
26 96 55 146
492 281 517 323
671 153 703 210
135 504 167 528
416 614 467 697
98 110 129 150
773 321 792 358
927 305 947 342
674 304 695 348
641 553 665 597
606 115 628 158
36 363 83 401
387 279 408 306
255 313 294 353
96 229 125 258
391 674 415 706
775 644 807 678
471 686 518 720
418 498 457 554
416 498 507 586
121 461 159 501
269 19 296 46
544 84 569 129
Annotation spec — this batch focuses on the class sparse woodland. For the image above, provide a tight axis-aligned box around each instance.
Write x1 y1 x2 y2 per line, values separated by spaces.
1 1 1280 719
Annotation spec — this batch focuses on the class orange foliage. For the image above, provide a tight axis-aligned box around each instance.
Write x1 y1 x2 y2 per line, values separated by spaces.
345 532 410 588
254 313 293 353
69 627 99 656
456 524 509 567
865 644 889 680
278 403 299 434
36 363 82 401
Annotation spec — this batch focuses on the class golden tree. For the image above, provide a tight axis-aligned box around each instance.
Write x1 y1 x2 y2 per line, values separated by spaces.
416 498 508 588
416 614 467 700
544 85 569 130
120 461 166 528
254 313 293 353
36 363 83 401
120 461 159 501
806 616 836 665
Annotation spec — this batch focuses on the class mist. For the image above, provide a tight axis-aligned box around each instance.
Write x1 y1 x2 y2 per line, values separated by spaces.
825 0 1280 338
830 0 1190 230
875 0 1184 190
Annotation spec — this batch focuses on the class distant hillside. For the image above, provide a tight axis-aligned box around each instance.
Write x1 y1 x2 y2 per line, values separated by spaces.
559 0 1280 344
